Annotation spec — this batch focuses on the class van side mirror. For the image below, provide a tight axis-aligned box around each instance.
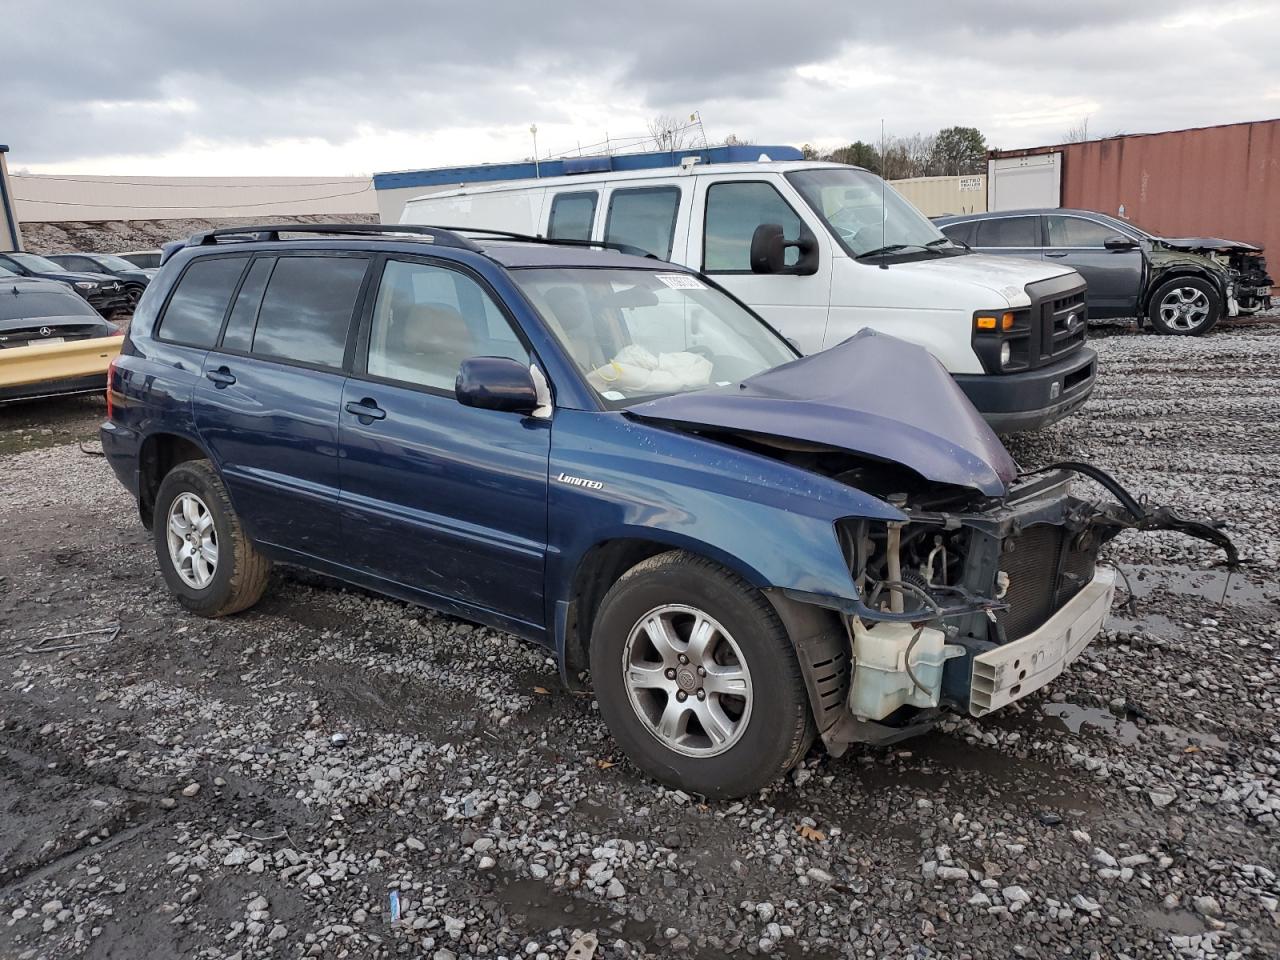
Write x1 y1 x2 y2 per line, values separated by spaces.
456 357 541 415
1103 235 1137 251
750 223 818 276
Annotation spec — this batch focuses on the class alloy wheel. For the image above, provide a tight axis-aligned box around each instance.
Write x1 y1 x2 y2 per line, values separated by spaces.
1158 286 1211 332
622 604 752 757
166 492 219 588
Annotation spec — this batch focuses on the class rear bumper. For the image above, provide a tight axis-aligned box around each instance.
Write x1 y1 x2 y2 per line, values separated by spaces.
969 565 1115 716
0 372 105 403
954 347 1096 433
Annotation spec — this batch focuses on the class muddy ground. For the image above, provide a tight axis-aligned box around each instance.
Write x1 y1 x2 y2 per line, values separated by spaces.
1 316 1278 960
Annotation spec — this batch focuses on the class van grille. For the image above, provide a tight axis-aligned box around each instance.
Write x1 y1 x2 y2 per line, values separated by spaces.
996 524 1095 641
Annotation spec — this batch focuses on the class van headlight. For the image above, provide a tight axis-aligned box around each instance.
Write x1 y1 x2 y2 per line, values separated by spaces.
1000 341 1012 367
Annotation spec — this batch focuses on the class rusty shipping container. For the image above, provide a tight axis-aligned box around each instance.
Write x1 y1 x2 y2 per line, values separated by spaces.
990 119 1280 261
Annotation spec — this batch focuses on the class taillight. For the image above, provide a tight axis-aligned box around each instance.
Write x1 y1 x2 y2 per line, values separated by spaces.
106 357 118 419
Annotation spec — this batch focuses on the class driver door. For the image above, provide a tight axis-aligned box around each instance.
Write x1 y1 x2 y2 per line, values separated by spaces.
689 177 832 354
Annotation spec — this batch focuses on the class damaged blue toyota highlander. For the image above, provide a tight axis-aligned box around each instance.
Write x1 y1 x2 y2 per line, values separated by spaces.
100 224 1237 799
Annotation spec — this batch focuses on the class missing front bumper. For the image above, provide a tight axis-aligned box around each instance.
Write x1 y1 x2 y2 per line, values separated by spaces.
970 566 1115 717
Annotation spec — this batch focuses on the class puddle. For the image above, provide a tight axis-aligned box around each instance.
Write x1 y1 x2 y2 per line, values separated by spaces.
1140 906 1205 936
1033 703 1228 751
1119 564 1276 606
495 876 650 945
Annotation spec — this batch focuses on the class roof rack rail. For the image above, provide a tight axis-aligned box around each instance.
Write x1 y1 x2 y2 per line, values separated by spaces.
184 223 484 252
430 226 657 259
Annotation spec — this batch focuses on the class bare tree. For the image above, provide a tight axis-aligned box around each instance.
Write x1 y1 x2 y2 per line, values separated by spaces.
647 114 695 151
720 133 754 147
1063 116 1090 143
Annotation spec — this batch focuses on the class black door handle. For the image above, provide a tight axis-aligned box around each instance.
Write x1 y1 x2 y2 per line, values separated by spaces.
206 367 236 387
345 399 387 421
1045 251 1069 258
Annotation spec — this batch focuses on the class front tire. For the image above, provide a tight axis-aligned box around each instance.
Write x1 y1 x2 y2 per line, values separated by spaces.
590 551 813 799
153 460 271 617
1148 276 1222 335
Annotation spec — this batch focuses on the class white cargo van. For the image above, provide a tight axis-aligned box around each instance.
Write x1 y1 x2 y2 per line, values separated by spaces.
400 160 1095 431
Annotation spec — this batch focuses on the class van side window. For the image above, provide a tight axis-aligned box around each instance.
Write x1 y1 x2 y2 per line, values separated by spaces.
976 216 1041 248
548 192 597 241
604 186 681 259
250 256 368 368
704 181 805 272
158 256 248 348
365 259 529 392
219 257 276 353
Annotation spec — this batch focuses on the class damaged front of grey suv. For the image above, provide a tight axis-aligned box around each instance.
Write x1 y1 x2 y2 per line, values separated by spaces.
603 328 1238 791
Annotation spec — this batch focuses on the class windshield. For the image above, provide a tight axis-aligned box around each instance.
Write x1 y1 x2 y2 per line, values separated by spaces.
92 255 138 272
8 253 67 273
512 268 797 404
786 168 952 257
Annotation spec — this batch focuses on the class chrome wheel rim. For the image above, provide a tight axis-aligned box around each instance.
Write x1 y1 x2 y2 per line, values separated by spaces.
166 492 218 589
1159 287 1210 331
622 604 752 758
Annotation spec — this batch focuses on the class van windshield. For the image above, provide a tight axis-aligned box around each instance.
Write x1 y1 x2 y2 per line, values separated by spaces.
512 268 797 405
786 168 954 258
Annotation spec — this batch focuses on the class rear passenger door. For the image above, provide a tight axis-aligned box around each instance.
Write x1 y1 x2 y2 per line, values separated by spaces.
192 253 371 557
337 255 551 632
972 215 1044 263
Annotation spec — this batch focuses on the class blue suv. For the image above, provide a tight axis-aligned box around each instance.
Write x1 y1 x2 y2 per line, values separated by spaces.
101 224 1236 798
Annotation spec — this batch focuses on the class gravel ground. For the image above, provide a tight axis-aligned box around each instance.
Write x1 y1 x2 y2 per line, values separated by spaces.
20 214 378 256
1 316 1278 960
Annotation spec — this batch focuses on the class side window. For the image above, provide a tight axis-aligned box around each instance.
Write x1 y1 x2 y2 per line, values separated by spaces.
61 256 95 271
158 256 248 347
939 222 975 246
251 256 368 368
703 181 805 272
976 216 1041 248
548 192 598 241
366 259 529 392
219 257 275 353
604 186 681 259
1047 216 1116 248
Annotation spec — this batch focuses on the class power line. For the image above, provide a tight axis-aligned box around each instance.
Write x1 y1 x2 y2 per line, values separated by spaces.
11 184 373 210
12 174 371 189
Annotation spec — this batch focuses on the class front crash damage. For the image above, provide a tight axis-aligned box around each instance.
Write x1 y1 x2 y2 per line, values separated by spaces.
1150 237 1273 316
627 331 1241 752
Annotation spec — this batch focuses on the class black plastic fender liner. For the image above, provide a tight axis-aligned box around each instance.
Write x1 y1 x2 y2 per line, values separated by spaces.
1022 461 1241 568
763 590 851 742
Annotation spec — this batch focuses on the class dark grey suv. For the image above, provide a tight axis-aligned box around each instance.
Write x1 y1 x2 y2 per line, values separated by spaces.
934 209 1272 335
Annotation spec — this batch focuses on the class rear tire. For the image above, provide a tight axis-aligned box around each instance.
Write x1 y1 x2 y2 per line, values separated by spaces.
590 550 814 799
153 460 271 617
1148 276 1222 335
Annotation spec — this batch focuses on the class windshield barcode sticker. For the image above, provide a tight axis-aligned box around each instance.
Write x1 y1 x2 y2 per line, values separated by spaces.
654 274 706 290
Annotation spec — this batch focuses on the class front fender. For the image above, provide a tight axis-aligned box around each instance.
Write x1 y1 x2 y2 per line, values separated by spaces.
546 410 903 610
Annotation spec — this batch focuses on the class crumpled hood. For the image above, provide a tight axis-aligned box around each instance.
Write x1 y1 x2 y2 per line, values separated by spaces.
627 329 1019 497
1156 237 1262 254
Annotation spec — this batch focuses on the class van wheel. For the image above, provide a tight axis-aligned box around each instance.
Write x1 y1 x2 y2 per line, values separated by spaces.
153 460 271 617
590 551 813 799
1148 277 1222 335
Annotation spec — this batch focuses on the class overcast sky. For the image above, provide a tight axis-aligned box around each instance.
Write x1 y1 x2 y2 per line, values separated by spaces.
5 0 1279 176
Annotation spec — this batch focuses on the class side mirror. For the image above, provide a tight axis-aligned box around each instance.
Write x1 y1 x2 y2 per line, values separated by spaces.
456 357 541 415
1103 235 1137 251
750 223 818 276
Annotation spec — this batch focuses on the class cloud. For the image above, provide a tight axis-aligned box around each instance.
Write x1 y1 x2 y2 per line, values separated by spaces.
4 0 1278 173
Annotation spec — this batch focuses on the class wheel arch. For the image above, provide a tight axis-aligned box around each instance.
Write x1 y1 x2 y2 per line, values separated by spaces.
1143 265 1227 318
137 430 212 529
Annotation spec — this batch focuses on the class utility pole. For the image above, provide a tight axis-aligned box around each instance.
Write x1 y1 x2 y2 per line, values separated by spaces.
530 124 539 177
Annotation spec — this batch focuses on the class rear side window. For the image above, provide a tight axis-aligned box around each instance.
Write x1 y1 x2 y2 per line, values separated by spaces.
703 181 805 272
219 257 276 353
1046 216 1115 248
976 216 1041 248
158 256 248 347
548 192 597 241
250 256 368 368
605 186 681 259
